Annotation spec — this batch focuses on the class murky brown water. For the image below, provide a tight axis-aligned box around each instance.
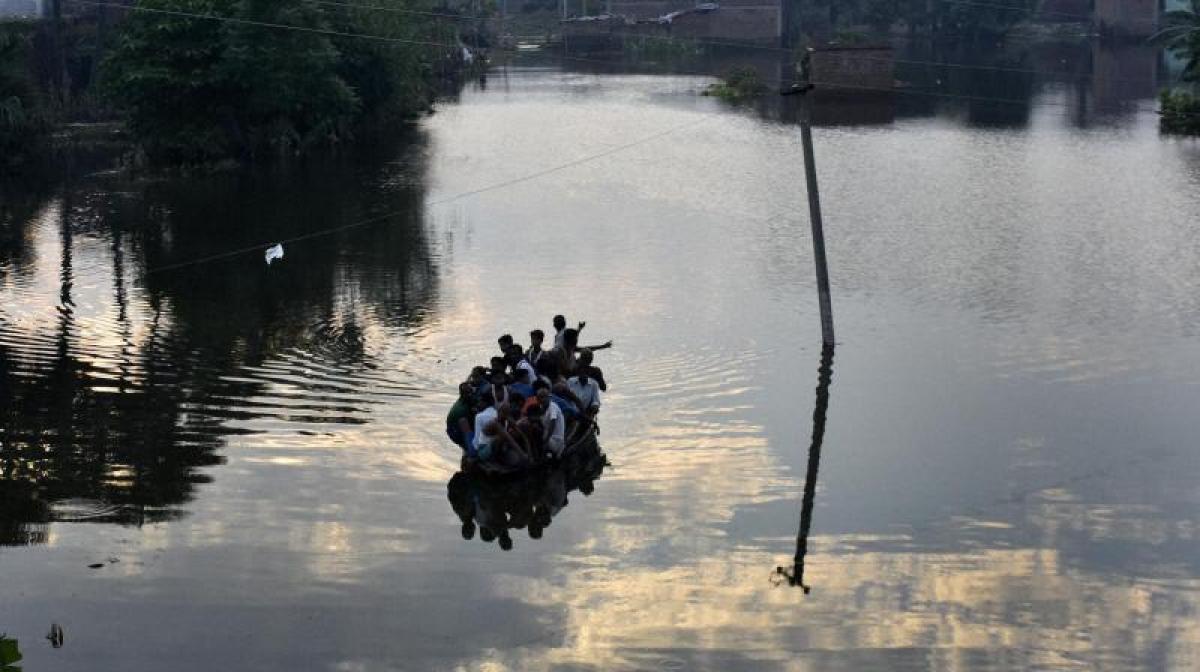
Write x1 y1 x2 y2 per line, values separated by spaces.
3 52 1200 670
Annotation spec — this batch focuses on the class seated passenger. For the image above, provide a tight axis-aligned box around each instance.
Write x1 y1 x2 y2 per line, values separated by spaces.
551 381 585 418
507 345 536 386
507 392 527 424
476 405 531 466
533 381 566 457
488 356 510 384
446 382 477 454
486 369 511 410
567 366 602 418
468 366 488 390
527 329 547 367
576 348 608 392
472 391 498 459
534 355 562 386
521 402 547 460
534 378 578 419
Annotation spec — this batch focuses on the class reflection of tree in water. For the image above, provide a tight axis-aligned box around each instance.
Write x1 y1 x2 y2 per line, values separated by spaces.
139 129 438 367
0 132 440 545
893 41 1038 127
447 442 609 552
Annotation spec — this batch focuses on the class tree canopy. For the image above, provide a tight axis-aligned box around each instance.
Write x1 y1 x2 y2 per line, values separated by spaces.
102 0 456 163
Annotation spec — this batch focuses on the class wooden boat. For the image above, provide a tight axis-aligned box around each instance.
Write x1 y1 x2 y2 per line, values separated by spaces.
461 418 599 479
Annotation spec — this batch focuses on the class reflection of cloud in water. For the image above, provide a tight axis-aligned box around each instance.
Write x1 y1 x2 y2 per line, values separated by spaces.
465 526 1200 671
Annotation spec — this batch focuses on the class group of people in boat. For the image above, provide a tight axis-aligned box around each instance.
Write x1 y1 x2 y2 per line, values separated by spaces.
446 315 612 469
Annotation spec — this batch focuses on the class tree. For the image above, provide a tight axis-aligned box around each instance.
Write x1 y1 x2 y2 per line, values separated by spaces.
0 22 47 164
1154 0 1200 82
102 0 448 163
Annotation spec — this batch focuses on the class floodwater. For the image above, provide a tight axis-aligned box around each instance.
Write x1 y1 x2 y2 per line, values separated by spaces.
3 48 1200 671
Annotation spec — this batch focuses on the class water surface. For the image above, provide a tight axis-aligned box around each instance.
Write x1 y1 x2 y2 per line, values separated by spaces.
2 51 1200 671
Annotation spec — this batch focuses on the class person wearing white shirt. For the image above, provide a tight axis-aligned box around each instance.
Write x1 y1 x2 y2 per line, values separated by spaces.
514 358 536 386
567 371 601 417
472 404 498 457
531 382 566 457
542 399 565 457
504 343 534 386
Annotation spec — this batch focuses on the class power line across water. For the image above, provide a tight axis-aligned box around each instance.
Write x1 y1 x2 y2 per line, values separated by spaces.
63 0 1195 272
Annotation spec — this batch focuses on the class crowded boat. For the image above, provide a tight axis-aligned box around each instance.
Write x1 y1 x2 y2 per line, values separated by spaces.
446 314 612 475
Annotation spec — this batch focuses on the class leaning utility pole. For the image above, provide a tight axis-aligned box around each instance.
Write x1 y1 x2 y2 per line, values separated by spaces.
785 50 835 347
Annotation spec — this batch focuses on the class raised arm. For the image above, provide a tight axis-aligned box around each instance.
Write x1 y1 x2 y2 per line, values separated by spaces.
583 340 613 351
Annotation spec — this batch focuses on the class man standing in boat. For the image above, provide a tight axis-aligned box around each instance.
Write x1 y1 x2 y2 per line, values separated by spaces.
552 315 613 353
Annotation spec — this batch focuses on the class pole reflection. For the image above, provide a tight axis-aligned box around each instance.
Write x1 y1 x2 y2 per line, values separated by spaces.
775 344 834 592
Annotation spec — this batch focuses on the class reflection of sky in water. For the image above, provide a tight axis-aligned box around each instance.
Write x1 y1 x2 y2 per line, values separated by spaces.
2 68 1200 670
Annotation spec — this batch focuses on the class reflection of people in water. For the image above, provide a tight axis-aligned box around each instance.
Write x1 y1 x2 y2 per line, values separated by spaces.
446 441 607 552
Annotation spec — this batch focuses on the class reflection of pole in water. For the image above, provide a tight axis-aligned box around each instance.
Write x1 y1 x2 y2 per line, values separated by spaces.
775 344 834 592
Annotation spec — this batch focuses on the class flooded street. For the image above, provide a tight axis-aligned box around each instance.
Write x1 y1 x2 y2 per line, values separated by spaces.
3 60 1200 670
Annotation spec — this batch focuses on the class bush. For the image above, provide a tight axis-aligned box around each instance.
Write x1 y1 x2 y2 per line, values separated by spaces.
703 66 766 102
1159 89 1200 135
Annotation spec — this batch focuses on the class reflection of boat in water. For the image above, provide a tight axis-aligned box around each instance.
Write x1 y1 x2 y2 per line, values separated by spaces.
447 439 608 551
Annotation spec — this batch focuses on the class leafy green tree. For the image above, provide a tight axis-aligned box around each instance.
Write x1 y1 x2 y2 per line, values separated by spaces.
103 0 450 163
219 0 359 154
104 0 252 162
323 2 442 126
1155 0 1200 82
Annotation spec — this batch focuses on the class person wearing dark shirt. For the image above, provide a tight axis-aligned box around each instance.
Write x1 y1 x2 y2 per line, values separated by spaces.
446 382 476 454
497 333 514 356
527 329 547 367
577 348 607 392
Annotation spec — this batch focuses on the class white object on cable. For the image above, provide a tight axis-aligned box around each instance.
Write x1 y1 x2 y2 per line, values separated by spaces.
264 243 284 265
462 47 473 64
